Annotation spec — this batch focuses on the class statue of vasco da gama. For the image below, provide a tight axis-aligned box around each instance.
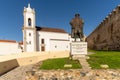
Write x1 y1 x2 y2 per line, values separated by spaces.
70 14 84 41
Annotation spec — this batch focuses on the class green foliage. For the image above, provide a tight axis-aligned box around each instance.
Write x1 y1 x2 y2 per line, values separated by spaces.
88 50 120 69
40 58 81 69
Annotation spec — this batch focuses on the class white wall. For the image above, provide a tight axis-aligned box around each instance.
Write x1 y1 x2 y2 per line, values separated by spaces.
38 31 69 39
0 42 22 55
50 40 70 51
26 30 34 52
37 31 70 52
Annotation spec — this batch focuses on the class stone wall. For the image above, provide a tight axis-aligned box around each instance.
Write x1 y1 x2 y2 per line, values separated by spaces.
0 59 19 75
87 5 120 50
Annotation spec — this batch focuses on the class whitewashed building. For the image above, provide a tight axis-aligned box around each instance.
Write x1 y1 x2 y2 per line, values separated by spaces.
22 4 70 52
0 40 22 55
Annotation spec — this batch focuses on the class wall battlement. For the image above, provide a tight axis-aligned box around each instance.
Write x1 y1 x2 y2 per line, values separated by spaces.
87 5 120 50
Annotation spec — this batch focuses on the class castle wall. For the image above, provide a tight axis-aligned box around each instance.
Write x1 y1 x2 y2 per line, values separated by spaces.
87 5 120 50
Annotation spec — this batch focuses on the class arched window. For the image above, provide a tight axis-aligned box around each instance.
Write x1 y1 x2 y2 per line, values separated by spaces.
28 18 32 26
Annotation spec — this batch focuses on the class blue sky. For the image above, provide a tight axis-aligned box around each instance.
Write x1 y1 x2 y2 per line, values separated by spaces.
0 0 120 41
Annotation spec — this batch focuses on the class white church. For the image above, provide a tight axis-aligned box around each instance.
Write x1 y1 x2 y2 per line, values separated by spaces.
0 4 72 55
22 4 70 52
0 4 87 55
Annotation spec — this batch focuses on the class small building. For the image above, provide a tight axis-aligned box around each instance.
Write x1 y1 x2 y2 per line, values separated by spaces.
0 40 22 55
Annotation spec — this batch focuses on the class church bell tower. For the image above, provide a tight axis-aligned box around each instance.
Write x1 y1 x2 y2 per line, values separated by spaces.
22 4 36 52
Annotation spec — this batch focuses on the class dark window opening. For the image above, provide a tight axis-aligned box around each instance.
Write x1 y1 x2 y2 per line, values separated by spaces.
29 41 31 44
41 39 44 44
55 45 57 48
28 18 32 26
29 33 31 36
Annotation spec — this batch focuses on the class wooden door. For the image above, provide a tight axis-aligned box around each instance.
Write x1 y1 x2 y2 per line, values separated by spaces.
41 46 45 51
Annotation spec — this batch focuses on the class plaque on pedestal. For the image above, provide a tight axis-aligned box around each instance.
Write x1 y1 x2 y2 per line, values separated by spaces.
71 42 87 59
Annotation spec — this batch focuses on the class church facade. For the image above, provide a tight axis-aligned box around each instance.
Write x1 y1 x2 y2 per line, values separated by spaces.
22 4 70 52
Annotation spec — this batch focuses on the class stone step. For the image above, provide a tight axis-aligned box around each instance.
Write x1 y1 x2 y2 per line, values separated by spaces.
80 64 90 66
82 65 89 67
82 66 91 68
79 62 89 65
80 61 88 63
84 67 91 69
81 64 90 67
80 63 89 65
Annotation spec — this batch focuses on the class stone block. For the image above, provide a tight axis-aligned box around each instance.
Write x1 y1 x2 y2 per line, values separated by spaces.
100 64 109 69
64 64 72 68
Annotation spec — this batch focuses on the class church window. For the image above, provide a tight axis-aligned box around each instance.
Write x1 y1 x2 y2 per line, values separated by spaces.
28 18 32 26
66 46 68 48
55 45 57 48
29 33 31 36
41 39 44 44
29 41 31 44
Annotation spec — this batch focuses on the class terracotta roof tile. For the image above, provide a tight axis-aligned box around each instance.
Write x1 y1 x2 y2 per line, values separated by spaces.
36 26 67 33
0 40 16 43
19 41 23 45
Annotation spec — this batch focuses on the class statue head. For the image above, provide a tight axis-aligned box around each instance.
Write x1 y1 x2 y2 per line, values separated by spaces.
75 14 80 18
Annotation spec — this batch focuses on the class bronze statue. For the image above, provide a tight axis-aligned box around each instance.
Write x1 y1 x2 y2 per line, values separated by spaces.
70 14 84 41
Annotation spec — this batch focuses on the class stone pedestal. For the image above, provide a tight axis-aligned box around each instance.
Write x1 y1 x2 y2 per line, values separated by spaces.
70 42 87 59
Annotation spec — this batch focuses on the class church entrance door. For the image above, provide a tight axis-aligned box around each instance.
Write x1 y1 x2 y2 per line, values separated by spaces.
41 46 45 51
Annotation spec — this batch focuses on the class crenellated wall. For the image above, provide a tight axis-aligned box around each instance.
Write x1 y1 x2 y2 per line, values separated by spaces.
87 5 120 50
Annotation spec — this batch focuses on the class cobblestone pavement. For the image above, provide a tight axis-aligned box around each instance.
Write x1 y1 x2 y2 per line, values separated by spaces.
26 69 120 80
0 64 120 80
0 65 33 80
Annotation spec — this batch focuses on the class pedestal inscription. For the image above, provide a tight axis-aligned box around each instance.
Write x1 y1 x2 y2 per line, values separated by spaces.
71 42 87 55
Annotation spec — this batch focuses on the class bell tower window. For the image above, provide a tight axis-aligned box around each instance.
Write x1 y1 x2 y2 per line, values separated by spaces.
28 18 32 26
29 33 31 36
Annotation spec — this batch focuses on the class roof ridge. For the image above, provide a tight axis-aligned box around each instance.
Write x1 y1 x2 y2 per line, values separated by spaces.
36 26 67 33
0 40 17 43
36 26 64 30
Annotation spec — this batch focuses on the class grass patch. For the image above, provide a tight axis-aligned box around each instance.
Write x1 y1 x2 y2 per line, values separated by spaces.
88 50 120 69
40 57 81 69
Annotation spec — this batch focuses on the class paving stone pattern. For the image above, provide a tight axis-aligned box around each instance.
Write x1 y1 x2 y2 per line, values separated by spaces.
26 69 120 80
0 65 33 80
78 57 91 71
